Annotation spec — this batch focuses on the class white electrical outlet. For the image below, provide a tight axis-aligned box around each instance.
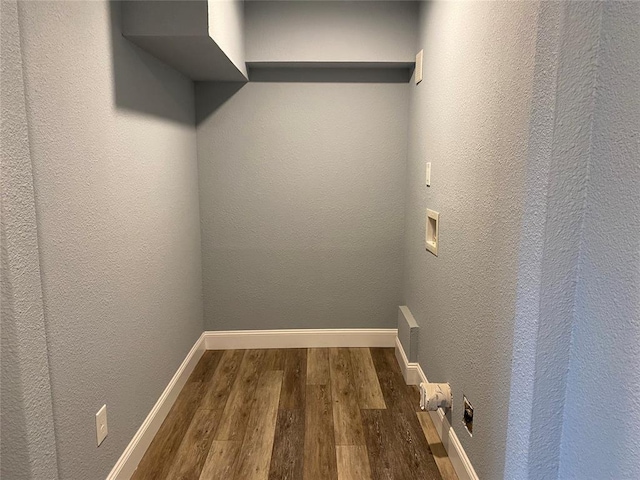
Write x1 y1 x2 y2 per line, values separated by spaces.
96 405 108 446
426 162 431 186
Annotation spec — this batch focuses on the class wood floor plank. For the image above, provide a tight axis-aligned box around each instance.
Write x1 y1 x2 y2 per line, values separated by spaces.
329 348 366 446
268 409 305 480
349 348 386 409
417 412 459 480
360 409 393 480
280 349 307 409
131 381 204 480
200 349 244 411
234 370 283 480
304 384 338 480
336 446 372 480
264 348 286 371
215 349 266 441
370 348 417 414
362 409 441 480
188 350 223 384
199 441 241 479
391 409 440 479
165 408 219 479
306 348 330 385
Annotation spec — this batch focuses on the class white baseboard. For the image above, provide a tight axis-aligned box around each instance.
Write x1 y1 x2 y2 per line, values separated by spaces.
106 333 206 480
204 328 397 350
394 335 424 386
394 337 479 480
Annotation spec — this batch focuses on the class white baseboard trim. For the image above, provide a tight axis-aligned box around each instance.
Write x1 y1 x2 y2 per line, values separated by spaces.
204 328 397 350
394 337 479 480
106 333 206 480
394 335 424 386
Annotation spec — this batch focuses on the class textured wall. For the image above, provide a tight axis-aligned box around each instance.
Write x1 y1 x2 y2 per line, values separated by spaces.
208 0 246 76
504 3 603 478
17 1 203 478
1 1 59 477
401 2 539 478
196 81 408 331
245 1 418 63
559 2 640 478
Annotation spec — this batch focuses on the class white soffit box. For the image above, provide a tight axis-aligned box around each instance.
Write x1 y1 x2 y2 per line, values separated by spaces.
121 0 247 81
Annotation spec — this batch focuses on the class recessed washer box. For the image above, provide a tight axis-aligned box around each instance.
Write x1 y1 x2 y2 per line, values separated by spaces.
426 209 439 256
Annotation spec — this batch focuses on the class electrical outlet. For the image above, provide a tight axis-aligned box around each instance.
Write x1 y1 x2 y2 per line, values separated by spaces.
96 405 108 446
426 162 431 186
463 396 473 436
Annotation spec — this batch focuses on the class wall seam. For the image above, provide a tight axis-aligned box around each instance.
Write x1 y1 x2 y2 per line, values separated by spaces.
15 1 62 475
525 2 564 473
555 2 604 474
4 0 61 476
503 1 563 477
189 78 206 334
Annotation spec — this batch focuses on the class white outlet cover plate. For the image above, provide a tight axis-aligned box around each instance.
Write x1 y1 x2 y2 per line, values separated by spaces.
426 162 431 186
416 49 423 84
96 404 108 446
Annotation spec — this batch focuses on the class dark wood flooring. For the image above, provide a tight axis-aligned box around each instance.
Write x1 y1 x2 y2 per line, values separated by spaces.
131 348 457 480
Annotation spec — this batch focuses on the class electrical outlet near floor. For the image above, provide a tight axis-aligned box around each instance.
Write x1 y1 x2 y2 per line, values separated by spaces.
96 404 108 446
463 395 473 436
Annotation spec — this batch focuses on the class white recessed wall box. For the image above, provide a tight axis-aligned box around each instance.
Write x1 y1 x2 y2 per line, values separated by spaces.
426 209 439 256
415 49 423 84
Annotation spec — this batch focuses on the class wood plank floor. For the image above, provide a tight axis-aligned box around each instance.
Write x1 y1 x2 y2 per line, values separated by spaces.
132 348 457 480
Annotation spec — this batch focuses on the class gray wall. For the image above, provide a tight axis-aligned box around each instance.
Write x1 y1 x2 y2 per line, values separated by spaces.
1 1 59 477
504 3 605 478
13 1 204 478
196 81 408 331
559 2 640 478
504 3 640 478
401 2 540 478
245 1 418 63
405 2 640 479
